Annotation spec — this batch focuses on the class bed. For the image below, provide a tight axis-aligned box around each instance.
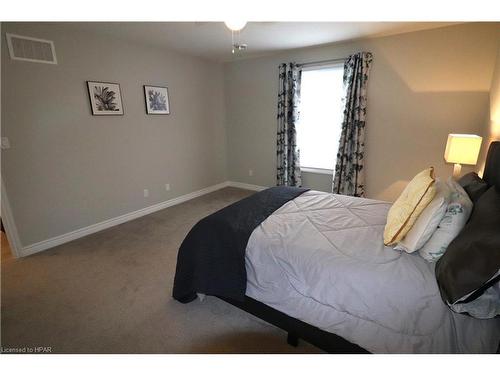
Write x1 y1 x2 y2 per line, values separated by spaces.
173 143 500 353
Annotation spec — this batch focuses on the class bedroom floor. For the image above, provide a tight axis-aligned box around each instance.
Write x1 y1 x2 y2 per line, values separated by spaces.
0 187 322 354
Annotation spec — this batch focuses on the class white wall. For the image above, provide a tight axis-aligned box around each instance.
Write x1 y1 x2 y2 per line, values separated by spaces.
479 40 500 172
224 23 500 200
1 23 227 248
491 47 500 138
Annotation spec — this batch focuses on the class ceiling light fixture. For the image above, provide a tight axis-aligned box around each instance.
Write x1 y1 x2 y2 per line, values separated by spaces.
224 20 247 31
224 20 247 55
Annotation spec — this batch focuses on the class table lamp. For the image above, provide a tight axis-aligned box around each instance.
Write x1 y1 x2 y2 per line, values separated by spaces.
444 134 482 178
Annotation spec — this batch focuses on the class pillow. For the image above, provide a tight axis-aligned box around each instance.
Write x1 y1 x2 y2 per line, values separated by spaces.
449 276 499 319
435 185 500 310
418 178 472 262
384 167 436 246
457 172 488 203
394 179 450 253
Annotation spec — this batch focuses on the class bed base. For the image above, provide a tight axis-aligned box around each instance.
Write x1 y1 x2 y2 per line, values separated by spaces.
217 295 369 354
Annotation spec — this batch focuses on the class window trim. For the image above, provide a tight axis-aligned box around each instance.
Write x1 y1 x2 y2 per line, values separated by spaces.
300 167 333 175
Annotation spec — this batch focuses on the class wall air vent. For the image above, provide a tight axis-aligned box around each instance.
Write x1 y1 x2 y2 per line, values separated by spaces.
6 33 57 64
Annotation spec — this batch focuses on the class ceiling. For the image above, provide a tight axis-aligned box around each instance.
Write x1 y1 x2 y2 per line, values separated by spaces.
62 22 457 62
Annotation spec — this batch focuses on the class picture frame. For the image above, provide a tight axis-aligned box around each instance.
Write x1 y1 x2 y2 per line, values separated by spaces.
86 81 124 116
144 85 170 115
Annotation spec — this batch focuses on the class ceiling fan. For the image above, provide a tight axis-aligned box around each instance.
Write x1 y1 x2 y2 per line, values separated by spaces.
224 20 247 54
194 20 248 54
195 21 280 55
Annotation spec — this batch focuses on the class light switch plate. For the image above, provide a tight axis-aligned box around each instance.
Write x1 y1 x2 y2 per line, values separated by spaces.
1 137 10 149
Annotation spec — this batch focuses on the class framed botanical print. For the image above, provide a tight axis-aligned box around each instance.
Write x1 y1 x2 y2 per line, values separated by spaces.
144 85 170 115
87 81 124 115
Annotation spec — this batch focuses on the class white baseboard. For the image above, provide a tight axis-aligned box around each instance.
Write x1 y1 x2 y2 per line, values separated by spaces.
20 181 230 257
16 180 268 257
226 181 268 191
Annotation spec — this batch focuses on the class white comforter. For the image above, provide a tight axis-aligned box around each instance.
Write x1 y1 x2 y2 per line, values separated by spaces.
245 190 500 353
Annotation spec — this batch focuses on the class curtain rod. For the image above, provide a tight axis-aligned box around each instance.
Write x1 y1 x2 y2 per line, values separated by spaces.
297 57 346 68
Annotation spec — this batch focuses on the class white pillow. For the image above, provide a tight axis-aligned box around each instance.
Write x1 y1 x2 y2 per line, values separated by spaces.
394 179 450 253
418 178 473 262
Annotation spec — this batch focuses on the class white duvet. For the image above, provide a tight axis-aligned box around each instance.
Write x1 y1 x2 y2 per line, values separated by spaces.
244 190 500 353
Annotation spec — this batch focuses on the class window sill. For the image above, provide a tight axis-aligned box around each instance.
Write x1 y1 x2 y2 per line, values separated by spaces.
301 167 333 175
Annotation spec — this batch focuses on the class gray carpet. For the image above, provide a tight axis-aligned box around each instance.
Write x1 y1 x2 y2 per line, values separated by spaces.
1 187 321 353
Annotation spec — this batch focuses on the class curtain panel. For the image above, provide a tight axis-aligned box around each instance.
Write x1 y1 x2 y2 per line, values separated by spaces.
277 63 302 187
332 52 373 197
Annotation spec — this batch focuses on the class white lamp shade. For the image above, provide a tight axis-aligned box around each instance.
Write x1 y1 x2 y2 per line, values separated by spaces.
444 134 482 165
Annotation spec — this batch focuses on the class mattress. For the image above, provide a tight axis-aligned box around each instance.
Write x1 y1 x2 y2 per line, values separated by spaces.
244 190 500 353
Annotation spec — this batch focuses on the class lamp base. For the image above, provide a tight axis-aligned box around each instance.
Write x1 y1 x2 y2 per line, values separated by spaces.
452 163 462 179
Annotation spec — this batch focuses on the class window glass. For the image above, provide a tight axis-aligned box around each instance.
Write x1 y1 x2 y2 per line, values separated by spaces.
297 65 344 170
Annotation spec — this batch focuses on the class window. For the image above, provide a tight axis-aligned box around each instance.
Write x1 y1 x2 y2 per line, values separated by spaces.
297 64 344 172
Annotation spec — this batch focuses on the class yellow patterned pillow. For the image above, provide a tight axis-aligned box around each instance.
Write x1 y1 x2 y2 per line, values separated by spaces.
384 167 436 246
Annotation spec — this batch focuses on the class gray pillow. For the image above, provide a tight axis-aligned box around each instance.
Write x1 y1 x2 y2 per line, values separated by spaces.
435 186 500 312
458 172 488 203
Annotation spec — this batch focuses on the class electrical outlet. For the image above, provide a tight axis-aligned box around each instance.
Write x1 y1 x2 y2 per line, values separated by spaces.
1 137 10 149
143 189 149 198
248 169 253 176
165 183 170 191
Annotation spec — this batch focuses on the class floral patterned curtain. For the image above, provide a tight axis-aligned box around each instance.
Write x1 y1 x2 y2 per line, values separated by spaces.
277 63 302 186
332 52 373 197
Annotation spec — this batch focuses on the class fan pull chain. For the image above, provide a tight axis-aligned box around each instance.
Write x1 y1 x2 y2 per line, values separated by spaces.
231 30 235 54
